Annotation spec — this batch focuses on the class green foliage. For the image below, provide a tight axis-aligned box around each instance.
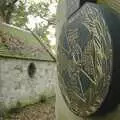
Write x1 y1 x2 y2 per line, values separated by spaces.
0 0 18 23
28 1 56 25
11 1 28 27
28 2 49 18
0 0 28 26
27 1 56 49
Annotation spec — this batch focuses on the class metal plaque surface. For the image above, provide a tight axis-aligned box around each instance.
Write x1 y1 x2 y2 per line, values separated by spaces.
57 3 112 117
66 0 80 18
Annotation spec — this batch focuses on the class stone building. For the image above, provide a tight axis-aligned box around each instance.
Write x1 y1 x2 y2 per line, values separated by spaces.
0 23 57 114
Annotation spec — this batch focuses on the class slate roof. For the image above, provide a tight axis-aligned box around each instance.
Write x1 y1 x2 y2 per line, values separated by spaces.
0 23 55 62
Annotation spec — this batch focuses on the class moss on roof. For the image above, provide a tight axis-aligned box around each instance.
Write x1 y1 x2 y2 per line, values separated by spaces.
0 23 55 62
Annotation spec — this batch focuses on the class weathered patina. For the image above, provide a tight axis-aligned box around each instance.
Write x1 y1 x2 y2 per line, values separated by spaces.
57 3 112 117
56 0 120 120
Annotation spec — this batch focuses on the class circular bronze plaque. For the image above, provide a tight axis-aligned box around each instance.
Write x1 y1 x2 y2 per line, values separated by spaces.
57 3 112 117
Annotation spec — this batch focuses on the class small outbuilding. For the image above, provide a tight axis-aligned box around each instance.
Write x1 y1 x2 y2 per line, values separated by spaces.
0 23 57 114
